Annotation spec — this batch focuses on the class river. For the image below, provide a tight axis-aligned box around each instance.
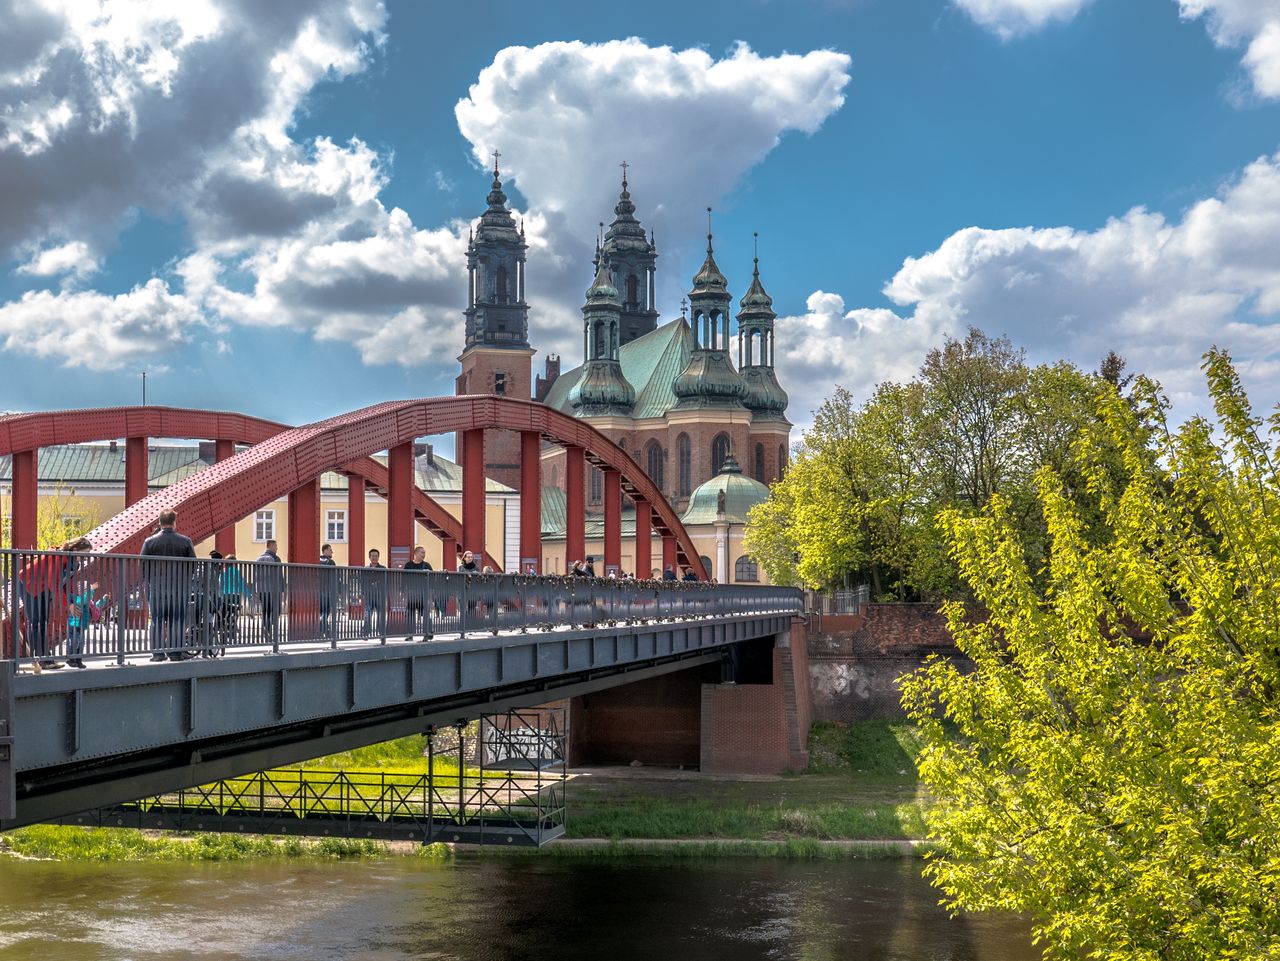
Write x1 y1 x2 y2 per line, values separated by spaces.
0 855 1038 960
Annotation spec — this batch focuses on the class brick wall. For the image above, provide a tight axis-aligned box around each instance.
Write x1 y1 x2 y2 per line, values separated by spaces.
807 603 973 722
700 619 811 774
566 664 719 766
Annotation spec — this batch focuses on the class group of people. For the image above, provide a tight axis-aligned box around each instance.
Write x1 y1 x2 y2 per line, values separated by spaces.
8 535 102 670
7 510 711 670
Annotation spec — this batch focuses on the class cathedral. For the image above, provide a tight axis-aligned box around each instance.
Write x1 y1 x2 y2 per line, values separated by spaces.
455 161 791 580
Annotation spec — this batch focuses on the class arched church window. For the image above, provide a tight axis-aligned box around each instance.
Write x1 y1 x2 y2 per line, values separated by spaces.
735 556 759 583
711 433 731 475
699 555 713 580
627 274 639 307
645 441 664 492
778 444 788 477
754 443 765 481
496 265 508 303
677 433 691 497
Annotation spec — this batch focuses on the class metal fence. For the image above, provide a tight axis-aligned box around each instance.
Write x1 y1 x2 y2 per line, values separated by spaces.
1 548 803 669
805 585 872 615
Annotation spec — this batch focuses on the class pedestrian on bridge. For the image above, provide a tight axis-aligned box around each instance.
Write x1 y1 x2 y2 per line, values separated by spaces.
403 546 432 641
318 544 338 637
140 512 196 662
363 548 387 637
256 541 284 644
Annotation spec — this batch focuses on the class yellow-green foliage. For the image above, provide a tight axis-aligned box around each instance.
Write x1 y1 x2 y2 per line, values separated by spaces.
901 349 1280 959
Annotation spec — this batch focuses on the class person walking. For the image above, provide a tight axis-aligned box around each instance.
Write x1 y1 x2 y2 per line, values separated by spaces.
318 543 338 638
256 540 284 643
403 546 432 641
140 512 197 661
65 577 109 669
362 548 387 636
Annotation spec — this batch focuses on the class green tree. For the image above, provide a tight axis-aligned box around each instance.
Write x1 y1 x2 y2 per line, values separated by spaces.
900 350 1280 959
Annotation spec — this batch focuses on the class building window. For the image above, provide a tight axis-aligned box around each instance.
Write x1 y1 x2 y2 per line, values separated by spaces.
496 264 509 303
645 441 664 491
494 371 507 395
711 433 731 475
779 444 788 477
254 510 275 542
677 433 691 496
699 555 714 580
326 510 347 543
626 274 639 306
735 555 759 583
754 443 765 481
589 466 603 505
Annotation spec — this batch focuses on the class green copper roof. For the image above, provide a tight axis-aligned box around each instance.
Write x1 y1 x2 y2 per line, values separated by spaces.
543 316 693 420
681 454 770 525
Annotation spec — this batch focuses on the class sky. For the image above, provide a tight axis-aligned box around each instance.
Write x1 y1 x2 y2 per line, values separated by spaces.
1 0 1279 451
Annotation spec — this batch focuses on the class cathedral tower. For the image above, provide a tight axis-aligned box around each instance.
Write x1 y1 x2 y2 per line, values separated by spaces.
600 163 659 345
456 155 535 490
569 254 636 416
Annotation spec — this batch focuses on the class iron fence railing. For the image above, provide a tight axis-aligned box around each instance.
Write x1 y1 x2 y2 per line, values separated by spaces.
1 548 803 669
805 585 871 616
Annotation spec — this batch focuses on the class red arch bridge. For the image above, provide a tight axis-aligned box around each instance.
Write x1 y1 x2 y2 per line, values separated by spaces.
0 398 802 838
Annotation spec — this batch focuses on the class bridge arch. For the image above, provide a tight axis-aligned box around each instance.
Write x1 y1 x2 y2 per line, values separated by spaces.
52 398 705 576
0 405 499 569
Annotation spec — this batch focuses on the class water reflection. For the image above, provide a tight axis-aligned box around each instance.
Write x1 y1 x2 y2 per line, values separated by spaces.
0 856 1038 961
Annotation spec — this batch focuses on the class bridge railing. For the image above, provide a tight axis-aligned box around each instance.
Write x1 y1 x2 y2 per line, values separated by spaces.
1 548 802 668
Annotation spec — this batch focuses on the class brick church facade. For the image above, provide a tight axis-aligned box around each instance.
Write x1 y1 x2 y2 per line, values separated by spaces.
456 160 790 572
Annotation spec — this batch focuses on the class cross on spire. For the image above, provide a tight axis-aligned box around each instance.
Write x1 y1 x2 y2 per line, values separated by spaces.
680 296 688 317
706 207 714 250
491 149 501 177
620 159 629 187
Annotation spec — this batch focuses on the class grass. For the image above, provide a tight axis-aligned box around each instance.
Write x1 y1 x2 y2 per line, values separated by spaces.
1 722 933 861
0 825 382 862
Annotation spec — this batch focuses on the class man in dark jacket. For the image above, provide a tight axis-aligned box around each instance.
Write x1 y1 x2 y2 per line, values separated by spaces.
363 548 387 636
662 565 677 581
256 540 284 642
403 546 432 641
140 510 197 661
318 543 338 637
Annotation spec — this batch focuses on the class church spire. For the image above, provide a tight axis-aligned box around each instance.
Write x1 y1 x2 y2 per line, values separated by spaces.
673 207 747 411
600 160 658 344
737 232 788 421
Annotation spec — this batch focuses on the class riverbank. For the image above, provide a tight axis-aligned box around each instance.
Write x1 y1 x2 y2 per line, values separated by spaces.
0 721 931 862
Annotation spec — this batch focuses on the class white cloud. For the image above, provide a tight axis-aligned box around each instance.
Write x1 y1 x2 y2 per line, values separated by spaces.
952 0 1096 39
956 0 1280 100
15 240 97 281
1180 0 1280 98
778 150 1280 426
455 39 852 358
0 279 206 369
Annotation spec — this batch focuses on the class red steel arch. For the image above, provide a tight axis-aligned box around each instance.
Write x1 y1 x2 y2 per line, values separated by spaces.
82 397 707 575
0 405 496 569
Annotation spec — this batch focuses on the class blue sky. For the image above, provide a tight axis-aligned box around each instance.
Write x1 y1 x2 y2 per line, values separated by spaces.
1 0 1278 442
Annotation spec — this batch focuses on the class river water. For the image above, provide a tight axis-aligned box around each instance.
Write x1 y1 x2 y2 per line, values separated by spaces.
0 856 1038 961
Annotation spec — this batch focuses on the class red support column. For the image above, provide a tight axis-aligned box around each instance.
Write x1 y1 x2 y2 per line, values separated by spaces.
347 474 366 565
387 441 415 568
520 430 542 573
662 534 678 575
441 536 457 570
603 469 621 574
11 449 37 550
287 478 319 564
634 497 652 578
565 445 585 566
462 428 486 561
214 439 236 556
125 436 148 507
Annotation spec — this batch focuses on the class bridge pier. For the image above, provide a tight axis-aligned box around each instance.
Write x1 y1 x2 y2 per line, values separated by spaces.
214 439 236 556
125 436 148 507
565 445 585 564
603 469 621 573
462 428 485 562
388 441 415 566
520 431 541 572
10 449 36 550
634 497 652 577
287 479 320 564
